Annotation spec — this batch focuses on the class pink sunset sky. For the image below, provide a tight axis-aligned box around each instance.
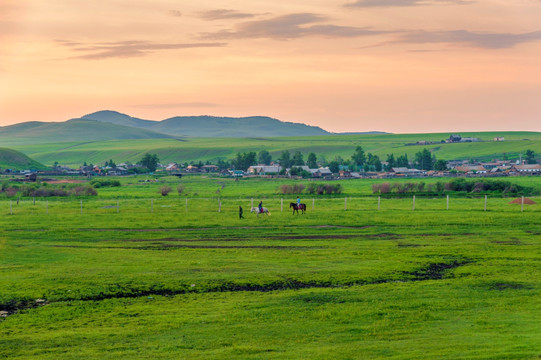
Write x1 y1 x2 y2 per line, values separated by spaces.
1 0 540 133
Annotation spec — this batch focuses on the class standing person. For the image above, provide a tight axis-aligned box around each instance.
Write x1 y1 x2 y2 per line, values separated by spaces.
239 205 244 219
258 200 263 213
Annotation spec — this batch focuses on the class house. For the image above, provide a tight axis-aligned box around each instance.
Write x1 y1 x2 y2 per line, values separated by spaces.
202 165 219 173
511 164 541 173
447 134 462 143
108 166 128 176
461 137 480 142
454 165 488 174
490 166 511 173
311 167 333 177
339 170 351 177
165 163 179 172
247 165 280 175
480 162 500 170
390 168 425 176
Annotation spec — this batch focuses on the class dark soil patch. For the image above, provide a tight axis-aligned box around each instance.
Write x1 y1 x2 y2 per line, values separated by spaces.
509 197 537 204
405 259 471 280
488 282 529 291
121 235 357 242
48 244 314 251
397 243 427 248
79 225 374 232
365 233 402 240
491 239 523 245
1 258 471 316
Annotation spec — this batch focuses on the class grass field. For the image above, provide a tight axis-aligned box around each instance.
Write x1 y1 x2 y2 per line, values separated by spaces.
1 175 540 359
9 131 541 167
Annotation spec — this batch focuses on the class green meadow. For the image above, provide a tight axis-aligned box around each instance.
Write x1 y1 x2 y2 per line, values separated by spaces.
9 131 541 167
1 175 540 359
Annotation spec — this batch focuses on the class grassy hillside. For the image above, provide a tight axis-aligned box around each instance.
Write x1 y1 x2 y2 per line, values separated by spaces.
10 131 541 167
0 148 47 170
0 119 175 146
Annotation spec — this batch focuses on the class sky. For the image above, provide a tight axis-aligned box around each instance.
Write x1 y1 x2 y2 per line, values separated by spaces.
1 0 540 133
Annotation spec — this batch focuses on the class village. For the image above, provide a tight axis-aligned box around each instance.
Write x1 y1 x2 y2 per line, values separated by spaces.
5 157 541 181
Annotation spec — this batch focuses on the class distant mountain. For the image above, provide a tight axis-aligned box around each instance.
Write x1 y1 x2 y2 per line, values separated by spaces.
81 110 155 129
0 118 175 146
0 147 47 170
82 110 330 137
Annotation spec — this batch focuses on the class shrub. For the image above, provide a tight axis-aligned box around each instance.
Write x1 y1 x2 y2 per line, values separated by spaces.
72 186 97 196
278 184 305 195
160 185 172 196
305 183 341 195
177 185 185 195
90 179 121 188
5 187 18 197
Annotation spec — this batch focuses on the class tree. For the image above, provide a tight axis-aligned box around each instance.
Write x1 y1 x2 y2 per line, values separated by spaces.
351 146 366 166
307 152 317 169
386 154 396 171
396 154 409 168
368 154 382 171
278 150 291 170
258 150 272 165
217 159 230 170
291 151 305 166
232 152 256 171
328 161 340 173
414 149 435 170
108 159 116 168
434 159 448 171
140 153 159 172
525 149 536 164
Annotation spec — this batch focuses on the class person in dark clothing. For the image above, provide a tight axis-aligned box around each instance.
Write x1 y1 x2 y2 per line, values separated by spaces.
239 205 244 219
258 200 263 213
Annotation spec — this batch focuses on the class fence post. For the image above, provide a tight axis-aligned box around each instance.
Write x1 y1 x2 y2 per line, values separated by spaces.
80 199 83 214
312 198 315 210
378 196 381 211
151 199 154 213
446 195 449 210
281 198 283 212
484 195 487 211
33 197 35 206
412 195 415 211
521 196 524 213
345 197 347 211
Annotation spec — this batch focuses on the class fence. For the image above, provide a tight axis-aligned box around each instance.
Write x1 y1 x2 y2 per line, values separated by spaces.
3 195 539 216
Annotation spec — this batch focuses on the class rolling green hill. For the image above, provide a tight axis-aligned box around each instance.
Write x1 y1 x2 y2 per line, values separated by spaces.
10 131 541 167
0 148 47 171
82 110 330 137
0 119 176 147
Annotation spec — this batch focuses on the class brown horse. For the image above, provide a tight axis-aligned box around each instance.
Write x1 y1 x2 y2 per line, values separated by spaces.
289 202 306 215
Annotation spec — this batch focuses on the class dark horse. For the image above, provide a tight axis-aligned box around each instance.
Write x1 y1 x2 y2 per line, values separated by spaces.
289 202 307 215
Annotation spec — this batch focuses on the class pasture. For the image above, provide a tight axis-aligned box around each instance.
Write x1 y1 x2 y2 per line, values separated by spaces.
10 130 541 167
1 175 540 359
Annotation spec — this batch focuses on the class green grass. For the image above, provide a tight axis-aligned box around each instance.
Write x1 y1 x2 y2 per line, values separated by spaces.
1 175 540 359
0 147 47 171
8 131 541 167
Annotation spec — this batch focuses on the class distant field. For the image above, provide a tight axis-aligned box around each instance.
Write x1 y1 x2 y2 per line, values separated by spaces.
10 131 541 167
1 176 540 359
